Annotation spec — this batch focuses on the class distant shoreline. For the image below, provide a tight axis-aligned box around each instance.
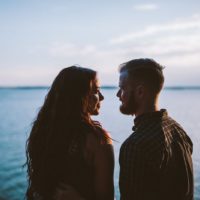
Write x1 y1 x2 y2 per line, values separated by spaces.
1 86 200 90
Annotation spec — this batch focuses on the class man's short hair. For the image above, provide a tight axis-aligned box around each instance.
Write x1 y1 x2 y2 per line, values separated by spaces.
119 58 165 94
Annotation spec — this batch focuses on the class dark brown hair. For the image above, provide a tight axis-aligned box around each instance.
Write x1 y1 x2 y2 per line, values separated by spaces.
119 58 165 95
25 66 100 199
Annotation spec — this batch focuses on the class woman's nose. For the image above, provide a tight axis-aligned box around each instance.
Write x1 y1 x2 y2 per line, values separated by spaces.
99 92 104 101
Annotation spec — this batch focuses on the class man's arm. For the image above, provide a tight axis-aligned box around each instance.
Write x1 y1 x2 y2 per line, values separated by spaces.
119 144 146 200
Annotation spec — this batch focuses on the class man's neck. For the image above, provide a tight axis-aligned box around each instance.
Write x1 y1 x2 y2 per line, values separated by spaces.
134 103 159 117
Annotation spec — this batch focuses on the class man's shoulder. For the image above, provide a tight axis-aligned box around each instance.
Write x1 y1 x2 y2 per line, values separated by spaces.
163 115 183 129
163 116 192 140
120 114 191 151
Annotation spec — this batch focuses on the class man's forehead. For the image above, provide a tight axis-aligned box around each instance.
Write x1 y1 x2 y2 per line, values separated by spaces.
119 71 139 87
119 71 129 81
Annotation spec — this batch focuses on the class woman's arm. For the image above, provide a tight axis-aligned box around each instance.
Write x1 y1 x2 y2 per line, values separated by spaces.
93 141 115 200
53 184 85 200
54 130 115 200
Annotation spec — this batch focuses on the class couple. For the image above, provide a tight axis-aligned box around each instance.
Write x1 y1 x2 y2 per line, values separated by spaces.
25 58 193 200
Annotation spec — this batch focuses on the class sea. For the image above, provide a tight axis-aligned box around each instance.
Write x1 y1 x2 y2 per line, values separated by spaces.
0 87 200 200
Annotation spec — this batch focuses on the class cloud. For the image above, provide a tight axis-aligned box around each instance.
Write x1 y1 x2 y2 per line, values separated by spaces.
112 33 200 58
110 14 200 44
50 15 200 65
0 65 59 86
31 14 200 86
49 43 96 57
108 14 200 85
107 14 200 68
48 42 125 74
133 3 159 11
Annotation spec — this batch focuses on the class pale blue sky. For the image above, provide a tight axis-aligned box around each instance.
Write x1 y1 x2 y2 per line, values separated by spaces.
0 0 200 86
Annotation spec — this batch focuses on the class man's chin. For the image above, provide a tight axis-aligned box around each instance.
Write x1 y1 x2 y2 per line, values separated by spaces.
119 105 133 115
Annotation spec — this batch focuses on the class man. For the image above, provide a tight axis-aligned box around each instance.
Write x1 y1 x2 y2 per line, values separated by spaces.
116 58 193 200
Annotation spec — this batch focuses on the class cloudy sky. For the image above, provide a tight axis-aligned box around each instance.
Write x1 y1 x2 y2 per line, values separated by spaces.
0 0 200 86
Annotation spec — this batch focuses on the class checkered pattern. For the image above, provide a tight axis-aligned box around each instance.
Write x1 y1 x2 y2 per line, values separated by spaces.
119 109 193 200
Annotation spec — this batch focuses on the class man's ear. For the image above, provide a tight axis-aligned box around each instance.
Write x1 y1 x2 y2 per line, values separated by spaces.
136 84 145 98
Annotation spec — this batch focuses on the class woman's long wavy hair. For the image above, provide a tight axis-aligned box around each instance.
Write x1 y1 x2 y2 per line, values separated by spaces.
25 66 98 199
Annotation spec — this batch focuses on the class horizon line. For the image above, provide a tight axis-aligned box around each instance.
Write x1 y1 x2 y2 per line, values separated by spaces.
1 85 200 90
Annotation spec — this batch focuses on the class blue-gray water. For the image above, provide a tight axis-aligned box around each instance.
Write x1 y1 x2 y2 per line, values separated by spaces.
0 88 200 200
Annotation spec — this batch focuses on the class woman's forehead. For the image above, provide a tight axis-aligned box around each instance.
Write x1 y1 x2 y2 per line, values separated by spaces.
93 77 100 86
90 78 100 90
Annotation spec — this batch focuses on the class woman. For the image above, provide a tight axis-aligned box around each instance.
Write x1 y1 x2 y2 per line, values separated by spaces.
26 66 114 200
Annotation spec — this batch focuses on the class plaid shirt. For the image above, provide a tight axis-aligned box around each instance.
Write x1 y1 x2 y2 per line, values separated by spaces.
119 109 193 200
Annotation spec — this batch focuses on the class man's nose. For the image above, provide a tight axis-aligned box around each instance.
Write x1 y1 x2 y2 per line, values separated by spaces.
116 89 120 97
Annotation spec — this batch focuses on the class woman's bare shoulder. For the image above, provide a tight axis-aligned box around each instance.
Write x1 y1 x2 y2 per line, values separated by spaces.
87 128 112 146
84 128 112 161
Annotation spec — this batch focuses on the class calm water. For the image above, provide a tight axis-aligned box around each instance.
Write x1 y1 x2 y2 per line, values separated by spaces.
0 88 200 200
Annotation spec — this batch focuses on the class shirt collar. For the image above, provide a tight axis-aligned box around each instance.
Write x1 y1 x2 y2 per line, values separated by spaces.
132 109 168 131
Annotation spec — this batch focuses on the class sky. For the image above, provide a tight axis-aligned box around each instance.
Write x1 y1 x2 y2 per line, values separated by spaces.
0 0 200 86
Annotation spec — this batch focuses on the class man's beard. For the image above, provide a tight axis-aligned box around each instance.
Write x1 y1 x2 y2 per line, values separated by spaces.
119 93 137 115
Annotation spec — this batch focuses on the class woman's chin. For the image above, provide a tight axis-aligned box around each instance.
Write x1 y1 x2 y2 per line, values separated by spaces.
90 109 100 116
